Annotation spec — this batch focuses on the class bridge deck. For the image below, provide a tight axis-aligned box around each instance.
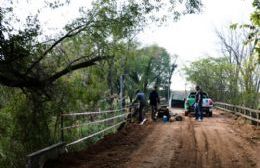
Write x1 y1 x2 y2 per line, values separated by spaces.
45 108 260 168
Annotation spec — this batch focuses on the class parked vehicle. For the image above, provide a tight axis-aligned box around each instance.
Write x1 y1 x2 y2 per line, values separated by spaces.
184 92 213 117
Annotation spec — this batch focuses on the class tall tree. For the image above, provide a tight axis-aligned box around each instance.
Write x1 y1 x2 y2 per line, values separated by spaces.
184 57 239 103
250 0 260 63
0 0 201 167
216 26 260 107
126 45 177 100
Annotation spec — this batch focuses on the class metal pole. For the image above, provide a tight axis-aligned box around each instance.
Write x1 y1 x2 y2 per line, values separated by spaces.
168 81 171 107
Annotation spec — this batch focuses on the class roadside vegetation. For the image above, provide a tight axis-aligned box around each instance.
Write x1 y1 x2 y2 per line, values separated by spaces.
184 0 260 109
0 0 201 167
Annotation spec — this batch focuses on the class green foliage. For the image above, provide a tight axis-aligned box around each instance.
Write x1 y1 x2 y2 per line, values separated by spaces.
0 41 176 167
215 7 260 107
184 57 238 103
0 68 112 167
125 44 176 100
184 56 259 108
0 0 201 167
251 0 260 27
251 0 260 63
0 91 31 167
230 1 259 64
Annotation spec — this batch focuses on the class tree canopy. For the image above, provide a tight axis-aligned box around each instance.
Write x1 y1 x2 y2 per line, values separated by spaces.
0 0 201 90
0 1 202 167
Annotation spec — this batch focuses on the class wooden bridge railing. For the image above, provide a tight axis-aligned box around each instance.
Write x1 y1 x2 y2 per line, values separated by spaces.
214 102 260 125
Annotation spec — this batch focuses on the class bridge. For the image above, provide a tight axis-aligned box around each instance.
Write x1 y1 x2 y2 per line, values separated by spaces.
25 102 260 168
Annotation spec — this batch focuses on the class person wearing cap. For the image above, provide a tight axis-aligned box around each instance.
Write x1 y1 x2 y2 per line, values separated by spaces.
149 86 160 121
195 85 203 121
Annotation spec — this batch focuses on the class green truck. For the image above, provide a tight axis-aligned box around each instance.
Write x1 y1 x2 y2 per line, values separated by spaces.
184 92 213 117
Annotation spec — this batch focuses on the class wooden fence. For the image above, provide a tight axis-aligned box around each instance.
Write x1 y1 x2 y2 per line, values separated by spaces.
214 102 260 125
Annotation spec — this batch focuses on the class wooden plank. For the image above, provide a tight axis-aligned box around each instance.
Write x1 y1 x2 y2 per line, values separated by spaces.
237 113 260 123
215 105 260 123
235 105 260 114
215 106 234 113
215 102 260 114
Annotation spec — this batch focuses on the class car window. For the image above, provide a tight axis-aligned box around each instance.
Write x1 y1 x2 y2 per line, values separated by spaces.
188 92 209 98
188 92 196 98
202 93 208 98
189 95 195 98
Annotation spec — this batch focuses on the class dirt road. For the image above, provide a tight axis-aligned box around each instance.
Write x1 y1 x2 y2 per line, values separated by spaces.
46 109 260 168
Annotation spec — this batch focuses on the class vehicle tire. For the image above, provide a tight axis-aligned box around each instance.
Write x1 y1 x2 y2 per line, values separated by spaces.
208 111 212 117
205 109 210 117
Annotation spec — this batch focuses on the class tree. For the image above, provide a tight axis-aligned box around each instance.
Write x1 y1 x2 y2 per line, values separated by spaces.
125 45 177 100
184 57 239 103
0 1 139 89
250 0 260 63
0 0 201 167
216 26 260 107
0 0 201 89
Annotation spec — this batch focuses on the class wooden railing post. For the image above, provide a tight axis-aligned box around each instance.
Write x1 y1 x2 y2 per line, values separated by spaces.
256 113 260 128
61 112 64 142
215 102 260 125
249 110 252 125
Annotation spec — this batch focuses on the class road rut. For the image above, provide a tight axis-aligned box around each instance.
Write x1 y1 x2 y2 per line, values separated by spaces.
45 109 260 168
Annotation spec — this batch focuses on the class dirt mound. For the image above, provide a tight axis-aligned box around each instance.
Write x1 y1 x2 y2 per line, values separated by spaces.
216 109 260 142
44 122 154 168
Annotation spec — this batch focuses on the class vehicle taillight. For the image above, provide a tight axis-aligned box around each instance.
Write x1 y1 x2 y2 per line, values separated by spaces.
209 99 213 105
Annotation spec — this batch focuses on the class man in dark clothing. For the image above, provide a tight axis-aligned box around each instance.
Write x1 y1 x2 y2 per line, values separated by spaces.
133 90 146 123
195 85 203 121
149 86 160 121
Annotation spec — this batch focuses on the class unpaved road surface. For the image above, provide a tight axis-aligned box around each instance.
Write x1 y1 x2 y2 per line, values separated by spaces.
46 109 260 168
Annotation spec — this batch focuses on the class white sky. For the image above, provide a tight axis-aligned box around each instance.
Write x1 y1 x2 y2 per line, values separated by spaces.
137 0 254 91
1 0 254 91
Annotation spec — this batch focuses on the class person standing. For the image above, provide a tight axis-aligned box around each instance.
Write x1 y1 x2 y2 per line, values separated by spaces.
133 90 146 124
195 85 203 121
149 86 160 121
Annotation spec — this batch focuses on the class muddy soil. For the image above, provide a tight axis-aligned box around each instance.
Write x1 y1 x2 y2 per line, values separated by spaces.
45 109 260 168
